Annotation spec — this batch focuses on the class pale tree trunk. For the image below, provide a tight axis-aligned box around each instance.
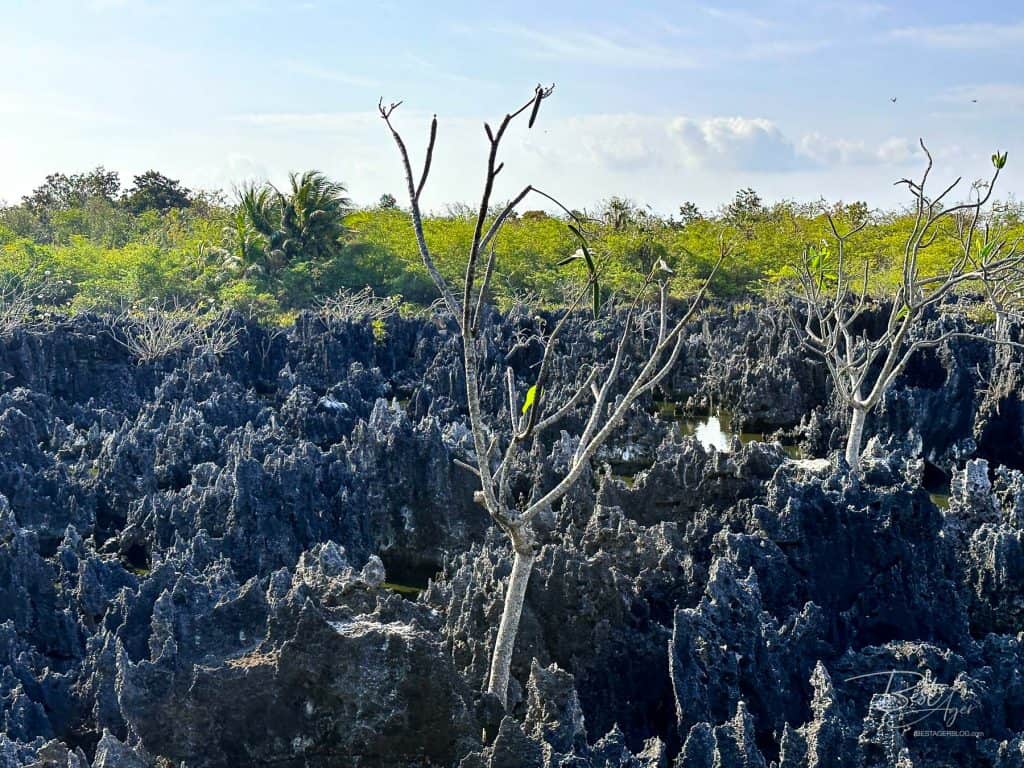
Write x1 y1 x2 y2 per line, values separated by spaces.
845 406 867 469
995 309 1009 342
486 527 535 707
994 310 1012 368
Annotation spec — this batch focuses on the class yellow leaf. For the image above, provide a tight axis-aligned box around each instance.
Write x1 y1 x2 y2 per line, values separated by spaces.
521 384 539 415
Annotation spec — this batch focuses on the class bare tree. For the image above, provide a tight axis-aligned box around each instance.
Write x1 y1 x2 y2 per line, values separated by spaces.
790 143 1023 469
316 287 401 324
0 272 40 337
953 207 1023 344
379 86 725 707
108 302 238 363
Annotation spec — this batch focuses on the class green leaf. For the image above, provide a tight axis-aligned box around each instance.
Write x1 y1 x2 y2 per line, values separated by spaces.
521 384 539 415
579 242 595 274
557 238 601 319
993 151 1008 170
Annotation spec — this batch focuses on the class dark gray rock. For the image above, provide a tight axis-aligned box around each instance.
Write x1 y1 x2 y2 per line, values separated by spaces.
1 306 1024 767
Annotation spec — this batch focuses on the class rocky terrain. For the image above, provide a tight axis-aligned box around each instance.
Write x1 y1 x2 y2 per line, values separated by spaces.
1 302 1023 767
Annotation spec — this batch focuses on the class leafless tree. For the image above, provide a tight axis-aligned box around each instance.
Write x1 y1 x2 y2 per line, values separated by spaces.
0 271 45 337
108 302 238 363
379 85 725 707
316 286 402 324
953 207 1024 344
790 143 1023 469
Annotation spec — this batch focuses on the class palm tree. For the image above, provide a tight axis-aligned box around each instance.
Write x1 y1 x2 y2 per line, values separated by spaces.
279 170 351 262
237 171 351 278
223 199 269 277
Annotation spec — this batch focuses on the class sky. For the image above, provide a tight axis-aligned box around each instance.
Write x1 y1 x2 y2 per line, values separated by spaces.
0 0 1022 215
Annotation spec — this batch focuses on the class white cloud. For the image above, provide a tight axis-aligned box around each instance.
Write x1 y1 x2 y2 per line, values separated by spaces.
553 115 663 170
876 138 916 164
798 133 914 166
889 21 1024 49
230 109 915 179
192 153 271 195
0 100 959 214
670 116 805 171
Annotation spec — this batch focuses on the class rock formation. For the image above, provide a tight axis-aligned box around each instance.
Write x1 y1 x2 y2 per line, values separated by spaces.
0 305 1022 766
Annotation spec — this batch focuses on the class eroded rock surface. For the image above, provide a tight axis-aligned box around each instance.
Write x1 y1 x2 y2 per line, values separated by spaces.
1 306 1022 767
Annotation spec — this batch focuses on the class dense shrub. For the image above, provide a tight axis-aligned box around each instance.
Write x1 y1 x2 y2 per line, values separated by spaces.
3 169 1023 322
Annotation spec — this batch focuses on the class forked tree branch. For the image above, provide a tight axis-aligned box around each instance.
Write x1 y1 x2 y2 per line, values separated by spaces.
789 140 1019 467
381 86 722 707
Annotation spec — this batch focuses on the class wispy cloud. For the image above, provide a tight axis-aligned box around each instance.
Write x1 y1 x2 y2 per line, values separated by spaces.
889 21 1024 49
399 53 495 87
500 24 701 69
281 60 378 89
229 111 379 128
805 0 888 19
87 0 140 10
697 5 776 29
737 39 831 60
0 88 116 123
496 21 827 69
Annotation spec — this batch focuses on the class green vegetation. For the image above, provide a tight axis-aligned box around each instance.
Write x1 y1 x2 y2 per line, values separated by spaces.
4 164 1024 324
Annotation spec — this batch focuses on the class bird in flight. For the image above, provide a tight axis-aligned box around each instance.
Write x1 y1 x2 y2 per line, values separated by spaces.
971 98 978 103
890 97 897 103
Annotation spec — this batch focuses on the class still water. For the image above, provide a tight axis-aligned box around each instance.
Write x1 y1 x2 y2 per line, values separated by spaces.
646 403 951 510
665 404 800 458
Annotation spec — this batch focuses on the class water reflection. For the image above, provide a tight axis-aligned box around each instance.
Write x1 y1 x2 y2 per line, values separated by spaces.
653 403 952 508
671 405 800 457
693 414 731 452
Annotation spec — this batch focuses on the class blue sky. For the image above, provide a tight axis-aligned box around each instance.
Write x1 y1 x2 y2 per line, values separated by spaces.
1 0 1022 214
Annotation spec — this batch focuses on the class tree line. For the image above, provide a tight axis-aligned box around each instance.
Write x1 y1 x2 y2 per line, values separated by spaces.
2 163 1023 323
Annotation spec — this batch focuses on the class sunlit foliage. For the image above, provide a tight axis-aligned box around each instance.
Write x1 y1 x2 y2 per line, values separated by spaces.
3 167 1023 325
